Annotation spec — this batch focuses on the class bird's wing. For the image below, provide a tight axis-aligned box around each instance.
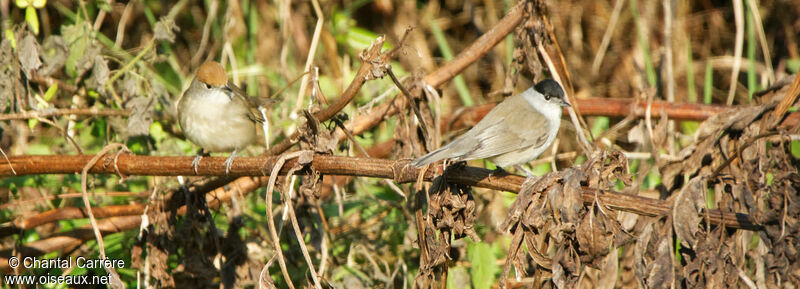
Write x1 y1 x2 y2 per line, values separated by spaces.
454 95 550 161
229 84 277 124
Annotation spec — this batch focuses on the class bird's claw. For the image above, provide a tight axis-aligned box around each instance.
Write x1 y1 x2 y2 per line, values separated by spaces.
192 155 203 175
223 150 238 176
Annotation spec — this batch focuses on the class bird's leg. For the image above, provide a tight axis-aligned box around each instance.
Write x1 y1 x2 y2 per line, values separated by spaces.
192 148 209 175
223 149 238 175
514 164 536 179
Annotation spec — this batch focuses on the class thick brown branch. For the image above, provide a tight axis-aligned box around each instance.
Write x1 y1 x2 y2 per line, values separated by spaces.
423 1 524 87
0 215 141 273
0 154 762 231
0 204 145 237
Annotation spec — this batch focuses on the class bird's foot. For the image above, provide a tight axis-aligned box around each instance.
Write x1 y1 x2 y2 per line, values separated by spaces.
192 155 204 175
192 155 203 175
514 164 537 179
192 149 210 175
223 150 238 176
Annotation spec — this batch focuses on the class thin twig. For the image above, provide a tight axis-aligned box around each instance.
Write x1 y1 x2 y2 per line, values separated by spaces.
264 151 312 289
114 1 135 48
387 66 430 142
292 0 325 114
283 166 323 289
0 107 131 121
190 0 218 66
726 0 745 105
0 147 15 175
80 143 127 259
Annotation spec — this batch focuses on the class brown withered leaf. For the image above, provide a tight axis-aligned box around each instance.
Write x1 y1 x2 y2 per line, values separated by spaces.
583 150 632 190
39 35 68 76
661 136 712 191
125 97 155 137
18 34 42 78
552 242 581 289
87 55 109 94
299 110 338 154
672 176 706 249
627 122 648 147
633 222 654 284
596 247 619 289
694 103 774 141
0 37 18 112
500 173 559 232
153 18 179 43
645 238 673 289
576 211 612 267
548 169 583 225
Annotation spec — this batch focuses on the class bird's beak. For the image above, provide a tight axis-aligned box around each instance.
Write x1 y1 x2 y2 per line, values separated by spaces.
560 97 572 107
222 84 235 100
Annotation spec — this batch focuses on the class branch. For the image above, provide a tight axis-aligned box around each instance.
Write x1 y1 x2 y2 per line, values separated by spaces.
266 36 389 155
0 204 145 237
0 154 762 231
0 108 131 121
0 215 141 273
442 98 800 132
423 1 524 87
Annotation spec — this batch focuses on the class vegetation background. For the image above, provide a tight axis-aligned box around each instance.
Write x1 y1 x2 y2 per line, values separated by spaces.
1 0 799 288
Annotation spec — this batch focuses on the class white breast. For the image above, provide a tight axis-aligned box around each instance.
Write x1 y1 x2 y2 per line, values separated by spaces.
178 87 257 153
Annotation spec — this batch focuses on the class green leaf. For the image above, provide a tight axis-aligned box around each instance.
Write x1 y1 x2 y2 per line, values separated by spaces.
149 122 167 144
468 242 497 289
4 29 16 49
25 6 39 35
680 121 700 139
97 0 112 12
43 83 58 101
791 140 800 159
788 58 800 74
28 118 38 130
31 0 45 8
591 116 610 138
63 24 90 78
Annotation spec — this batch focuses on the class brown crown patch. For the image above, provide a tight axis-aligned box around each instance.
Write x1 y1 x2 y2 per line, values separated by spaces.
196 61 227 86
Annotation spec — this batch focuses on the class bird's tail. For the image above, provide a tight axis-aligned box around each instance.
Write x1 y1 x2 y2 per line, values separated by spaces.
410 147 453 167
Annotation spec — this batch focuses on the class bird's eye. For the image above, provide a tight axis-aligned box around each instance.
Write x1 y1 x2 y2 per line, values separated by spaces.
204 83 211 89
545 94 551 101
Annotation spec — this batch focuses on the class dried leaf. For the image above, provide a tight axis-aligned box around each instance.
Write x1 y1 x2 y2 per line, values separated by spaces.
694 104 772 141
87 55 109 93
0 37 17 112
645 238 673 289
673 176 706 249
63 23 92 78
125 97 155 137
118 72 140 99
39 35 68 76
17 33 41 78
627 122 647 146
595 246 619 289
448 266 471 289
633 222 654 283
549 169 584 225
577 212 612 266
153 18 179 43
